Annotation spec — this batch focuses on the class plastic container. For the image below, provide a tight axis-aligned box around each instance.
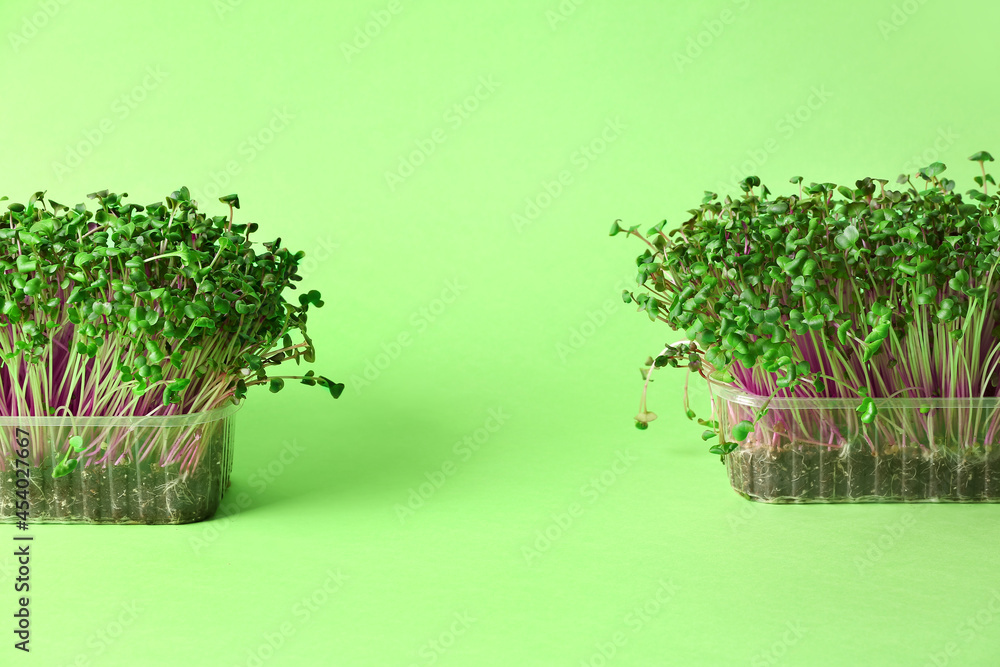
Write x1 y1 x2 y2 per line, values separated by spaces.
715 385 1000 503
0 402 239 524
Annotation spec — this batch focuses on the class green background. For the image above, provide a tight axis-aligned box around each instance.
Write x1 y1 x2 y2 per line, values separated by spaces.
2 0 1000 665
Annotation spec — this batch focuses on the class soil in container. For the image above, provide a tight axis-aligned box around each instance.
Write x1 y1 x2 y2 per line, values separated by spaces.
814 447 836 499
873 450 903 499
50 462 76 519
748 447 784 500
0 455 225 524
986 446 1000 497
728 439 1000 502
839 443 875 500
957 449 987 500
79 462 108 522
790 446 820 500
728 449 754 499
108 452 137 522
931 452 959 500
28 457 51 518
901 447 931 500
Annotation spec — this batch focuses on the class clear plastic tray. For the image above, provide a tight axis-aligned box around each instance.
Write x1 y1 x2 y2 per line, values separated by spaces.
715 386 1000 503
0 402 239 524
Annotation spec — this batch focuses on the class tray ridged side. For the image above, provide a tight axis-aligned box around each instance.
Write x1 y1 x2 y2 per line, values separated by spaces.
0 414 235 524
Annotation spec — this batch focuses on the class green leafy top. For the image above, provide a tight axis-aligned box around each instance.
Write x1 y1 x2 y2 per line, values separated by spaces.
0 188 343 416
616 153 1000 452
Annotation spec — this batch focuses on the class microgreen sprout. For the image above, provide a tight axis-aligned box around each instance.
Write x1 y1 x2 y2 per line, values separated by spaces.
0 188 342 476
53 435 86 478
617 153 1000 460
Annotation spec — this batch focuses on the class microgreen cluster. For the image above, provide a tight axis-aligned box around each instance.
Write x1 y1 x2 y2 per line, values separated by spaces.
616 152 1000 458
0 188 342 462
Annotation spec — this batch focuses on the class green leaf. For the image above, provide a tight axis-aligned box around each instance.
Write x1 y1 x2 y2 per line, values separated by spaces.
315 375 346 399
857 396 878 424
834 225 859 250
297 290 323 307
168 378 191 392
52 458 78 478
219 194 241 209
949 269 970 290
74 252 96 267
2 301 22 322
16 255 37 273
708 442 738 458
919 162 946 178
731 420 753 442
916 287 937 305
22 278 42 296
